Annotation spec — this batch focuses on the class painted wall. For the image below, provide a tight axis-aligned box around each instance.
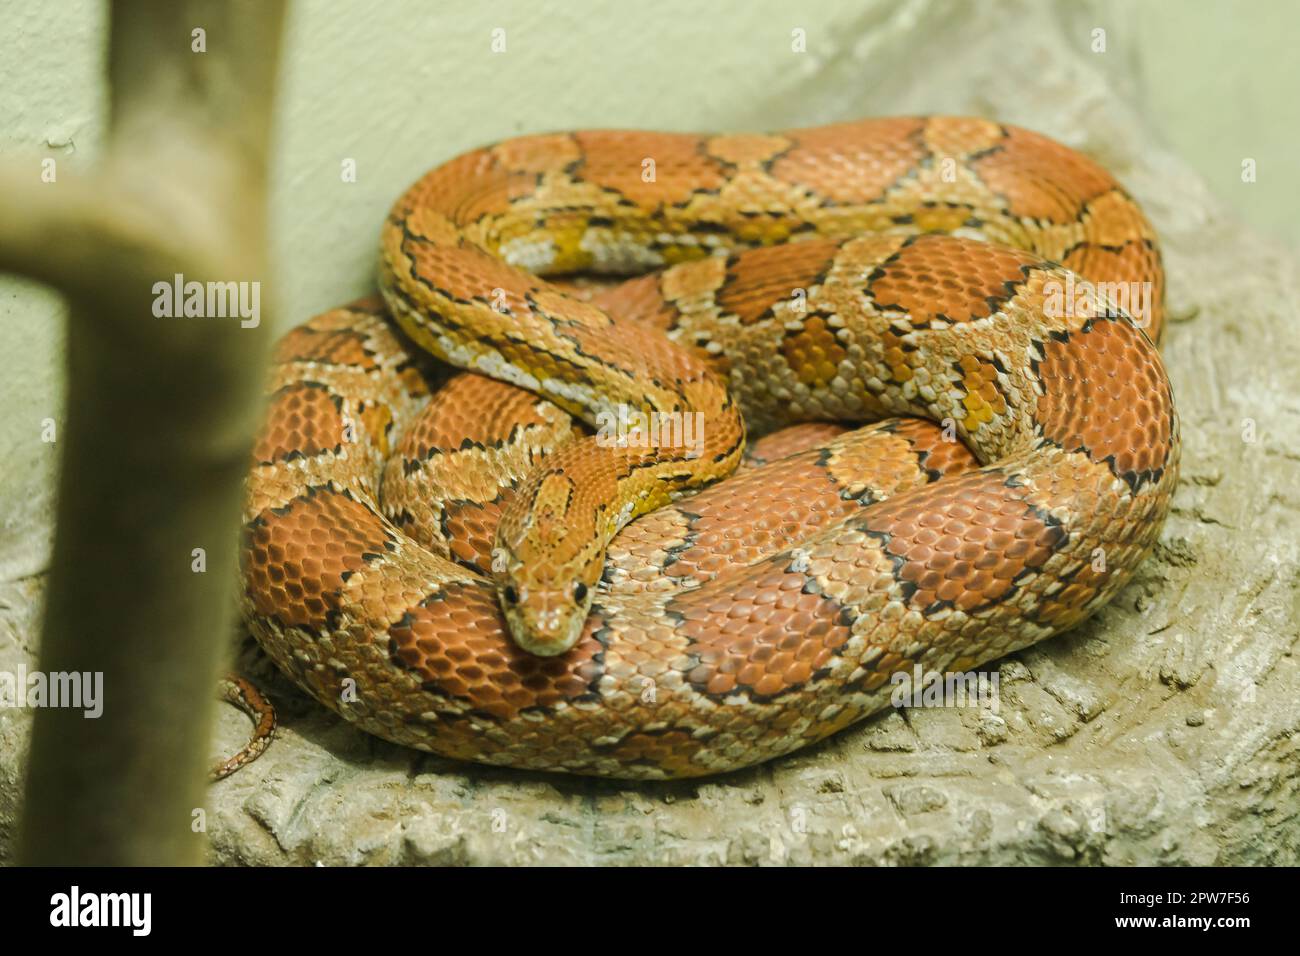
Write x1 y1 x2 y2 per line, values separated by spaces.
0 0 105 579
1135 0 1300 249
1 0 1296 577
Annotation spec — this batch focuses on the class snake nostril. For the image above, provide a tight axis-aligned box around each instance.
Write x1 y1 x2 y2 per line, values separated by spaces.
574 582 588 603
503 585 518 605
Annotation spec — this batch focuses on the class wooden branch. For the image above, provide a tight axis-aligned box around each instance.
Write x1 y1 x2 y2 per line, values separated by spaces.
10 0 287 865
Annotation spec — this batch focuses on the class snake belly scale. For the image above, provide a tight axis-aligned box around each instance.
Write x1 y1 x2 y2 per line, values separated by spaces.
240 116 1178 779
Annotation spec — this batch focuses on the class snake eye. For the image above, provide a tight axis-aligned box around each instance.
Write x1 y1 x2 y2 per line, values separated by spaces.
503 585 518 605
573 582 588 603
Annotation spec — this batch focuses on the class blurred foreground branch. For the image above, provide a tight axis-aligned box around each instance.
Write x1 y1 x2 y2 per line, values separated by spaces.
2 0 286 865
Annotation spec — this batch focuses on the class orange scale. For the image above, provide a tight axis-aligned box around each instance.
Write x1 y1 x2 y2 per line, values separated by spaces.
910 534 938 553
935 580 965 603
706 674 736 696
783 662 814 686
946 559 973 579
991 561 1022 581
772 591 801 611
767 652 796 674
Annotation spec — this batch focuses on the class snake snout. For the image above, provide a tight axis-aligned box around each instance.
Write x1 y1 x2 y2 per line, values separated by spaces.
499 584 593 657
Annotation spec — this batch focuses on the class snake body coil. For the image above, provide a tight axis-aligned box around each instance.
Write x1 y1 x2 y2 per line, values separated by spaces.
242 117 1178 778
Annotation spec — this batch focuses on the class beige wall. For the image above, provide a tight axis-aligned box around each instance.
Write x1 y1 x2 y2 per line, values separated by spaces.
1 0 1296 577
1134 0 1300 248
266 0 867 320
0 0 104 578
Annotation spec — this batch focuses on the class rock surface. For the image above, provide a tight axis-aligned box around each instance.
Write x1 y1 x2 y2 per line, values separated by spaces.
2 0 1298 864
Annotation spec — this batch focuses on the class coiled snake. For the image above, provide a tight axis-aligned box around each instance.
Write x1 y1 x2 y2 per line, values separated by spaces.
237 116 1178 779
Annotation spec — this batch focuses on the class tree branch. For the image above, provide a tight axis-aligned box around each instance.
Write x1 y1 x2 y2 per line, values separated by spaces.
11 0 287 865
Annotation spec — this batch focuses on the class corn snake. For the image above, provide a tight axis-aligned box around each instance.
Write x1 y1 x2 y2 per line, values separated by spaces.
238 116 1178 778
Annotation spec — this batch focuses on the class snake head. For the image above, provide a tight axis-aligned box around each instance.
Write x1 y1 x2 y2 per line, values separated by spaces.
491 478 603 658
494 564 598 656
491 464 605 656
